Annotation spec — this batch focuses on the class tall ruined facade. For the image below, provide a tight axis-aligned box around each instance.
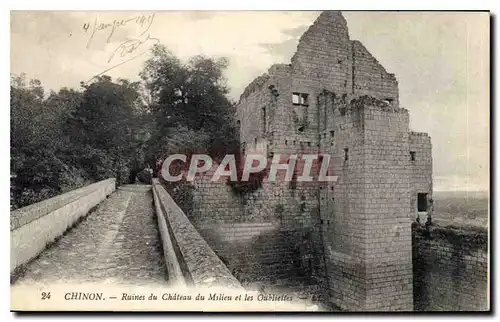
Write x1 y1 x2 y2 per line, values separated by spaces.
235 11 433 311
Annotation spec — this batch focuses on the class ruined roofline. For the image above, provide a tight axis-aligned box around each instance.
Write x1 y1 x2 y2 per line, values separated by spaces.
237 73 271 103
350 40 398 82
237 63 292 103
237 11 400 104
290 10 348 65
290 10 398 83
237 11 344 104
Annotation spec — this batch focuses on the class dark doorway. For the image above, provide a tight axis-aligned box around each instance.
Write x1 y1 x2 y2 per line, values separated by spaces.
417 193 428 212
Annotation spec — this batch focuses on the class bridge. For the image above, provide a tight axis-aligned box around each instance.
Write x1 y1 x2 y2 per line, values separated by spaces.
10 178 489 312
10 179 243 291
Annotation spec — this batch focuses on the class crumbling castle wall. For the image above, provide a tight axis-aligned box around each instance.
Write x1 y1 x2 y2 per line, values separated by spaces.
410 132 433 216
352 41 399 106
234 11 419 310
189 175 326 288
412 224 488 311
182 166 325 288
185 11 432 311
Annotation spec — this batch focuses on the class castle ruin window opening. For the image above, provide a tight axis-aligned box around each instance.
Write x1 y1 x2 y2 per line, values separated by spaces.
261 107 266 133
292 92 309 106
322 95 328 130
417 193 428 212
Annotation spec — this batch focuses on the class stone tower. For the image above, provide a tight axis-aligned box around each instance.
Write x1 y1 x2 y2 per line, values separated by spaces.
235 11 432 311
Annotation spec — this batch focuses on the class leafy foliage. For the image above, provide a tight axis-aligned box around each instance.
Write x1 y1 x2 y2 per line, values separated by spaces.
10 74 147 209
65 76 146 184
11 74 89 208
11 43 241 209
140 44 239 166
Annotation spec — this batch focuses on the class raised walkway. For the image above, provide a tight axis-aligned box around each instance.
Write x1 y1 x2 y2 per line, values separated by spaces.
13 185 167 286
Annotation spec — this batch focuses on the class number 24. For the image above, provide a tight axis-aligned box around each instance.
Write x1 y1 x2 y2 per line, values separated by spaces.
41 292 51 300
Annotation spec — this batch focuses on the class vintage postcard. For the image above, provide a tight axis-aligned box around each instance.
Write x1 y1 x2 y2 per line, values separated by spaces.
10 10 490 312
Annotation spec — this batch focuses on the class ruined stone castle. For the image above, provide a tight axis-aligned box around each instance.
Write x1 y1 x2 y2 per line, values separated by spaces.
10 10 488 313
187 11 433 311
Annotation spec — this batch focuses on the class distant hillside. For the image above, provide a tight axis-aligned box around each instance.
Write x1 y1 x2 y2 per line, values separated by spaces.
433 190 489 199
431 190 489 228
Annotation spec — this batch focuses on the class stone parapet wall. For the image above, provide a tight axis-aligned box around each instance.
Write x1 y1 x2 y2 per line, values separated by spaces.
10 178 116 231
412 223 489 311
152 179 244 290
10 178 116 273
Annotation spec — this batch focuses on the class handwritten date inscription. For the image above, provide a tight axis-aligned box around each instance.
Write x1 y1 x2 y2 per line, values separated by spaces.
83 13 159 82
84 13 155 49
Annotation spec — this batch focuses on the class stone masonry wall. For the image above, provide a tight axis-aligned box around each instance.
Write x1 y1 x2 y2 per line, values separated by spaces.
316 100 414 311
291 11 353 92
189 170 326 288
232 11 417 310
409 132 433 216
360 104 414 311
177 10 433 310
352 41 399 106
320 99 369 310
412 224 489 311
236 74 272 154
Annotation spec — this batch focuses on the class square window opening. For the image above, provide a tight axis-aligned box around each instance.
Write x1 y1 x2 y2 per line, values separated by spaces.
292 92 309 106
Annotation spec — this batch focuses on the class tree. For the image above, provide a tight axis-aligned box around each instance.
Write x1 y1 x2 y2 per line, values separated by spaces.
140 44 239 165
10 44 243 209
65 76 145 184
10 74 87 208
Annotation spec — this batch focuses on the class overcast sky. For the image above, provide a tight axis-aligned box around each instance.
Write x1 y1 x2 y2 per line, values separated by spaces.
10 11 490 191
